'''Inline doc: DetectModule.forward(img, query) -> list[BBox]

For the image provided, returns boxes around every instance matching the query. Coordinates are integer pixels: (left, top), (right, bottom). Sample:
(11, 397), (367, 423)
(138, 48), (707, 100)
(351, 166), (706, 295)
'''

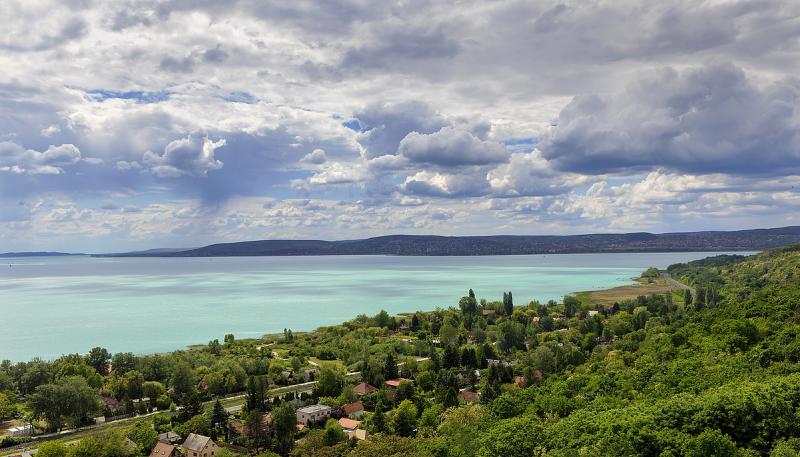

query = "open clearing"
(575, 278), (679, 305)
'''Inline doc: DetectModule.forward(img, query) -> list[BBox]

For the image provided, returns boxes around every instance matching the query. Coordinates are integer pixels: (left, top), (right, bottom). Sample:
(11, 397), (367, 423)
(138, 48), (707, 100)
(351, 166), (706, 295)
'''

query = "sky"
(1, 0), (800, 252)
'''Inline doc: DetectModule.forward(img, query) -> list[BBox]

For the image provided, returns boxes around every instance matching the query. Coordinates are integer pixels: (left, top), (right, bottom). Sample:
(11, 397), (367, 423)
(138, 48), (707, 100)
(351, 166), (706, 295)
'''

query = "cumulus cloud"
(40, 125), (61, 137)
(539, 62), (800, 175)
(143, 132), (225, 177)
(303, 162), (365, 186)
(488, 151), (573, 197)
(300, 148), (328, 165)
(398, 126), (509, 166)
(355, 101), (446, 159)
(0, 142), (81, 174)
(402, 170), (490, 198)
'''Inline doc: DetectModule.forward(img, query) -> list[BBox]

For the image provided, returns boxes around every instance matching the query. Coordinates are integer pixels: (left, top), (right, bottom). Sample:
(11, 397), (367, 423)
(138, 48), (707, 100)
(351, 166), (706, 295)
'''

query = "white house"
(296, 404), (332, 426)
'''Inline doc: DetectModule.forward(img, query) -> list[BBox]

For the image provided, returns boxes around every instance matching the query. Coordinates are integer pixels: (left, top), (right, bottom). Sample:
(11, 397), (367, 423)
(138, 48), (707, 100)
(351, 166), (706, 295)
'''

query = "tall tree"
(211, 399), (229, 439)
(245, 375), (268, 413)
(87, 347), (110, 374)
(503, 291), (514, 316)
(393, 400), (418, 437)
(271, 402), (297, 456)
(383, 353), (399, 380)
(246, 409), (269, 453)
(684, 289), (693, 307)
(480, 364), (502, 404)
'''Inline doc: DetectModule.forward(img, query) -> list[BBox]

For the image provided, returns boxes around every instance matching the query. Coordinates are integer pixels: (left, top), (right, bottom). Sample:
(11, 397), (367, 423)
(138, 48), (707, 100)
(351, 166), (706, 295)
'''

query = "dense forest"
(3, 245), (800, 456)
(96, 226), (800, 257)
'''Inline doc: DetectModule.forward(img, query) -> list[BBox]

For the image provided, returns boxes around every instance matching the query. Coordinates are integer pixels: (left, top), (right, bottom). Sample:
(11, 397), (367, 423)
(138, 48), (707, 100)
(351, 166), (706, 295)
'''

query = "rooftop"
(297, 404), (332, 414)
(182, 433), (212, 452)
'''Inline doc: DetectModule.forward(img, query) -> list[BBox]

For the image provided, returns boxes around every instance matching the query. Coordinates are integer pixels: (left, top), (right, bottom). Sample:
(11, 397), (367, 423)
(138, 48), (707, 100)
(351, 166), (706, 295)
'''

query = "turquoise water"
(0, 252), (750, 362)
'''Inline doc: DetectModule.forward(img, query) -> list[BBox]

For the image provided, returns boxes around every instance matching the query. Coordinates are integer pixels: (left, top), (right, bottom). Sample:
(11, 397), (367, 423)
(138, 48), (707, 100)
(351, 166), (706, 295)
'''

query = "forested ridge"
(3, 246), (800, 456)
(96, 226), (800, 257)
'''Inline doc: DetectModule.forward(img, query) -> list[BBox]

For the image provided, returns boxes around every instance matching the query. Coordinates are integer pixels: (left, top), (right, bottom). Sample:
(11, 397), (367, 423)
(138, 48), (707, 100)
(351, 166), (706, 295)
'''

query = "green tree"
(435, 369), (460, 408)
(323, 419), (347, 445)
(564, 295), (580, 318)
(245, 375), (268, 413)
(245, 409), (269, 452)
(383, 353), (399, 380)
(393, 399), (418, 437)
(480, 364), (502, 404)
(36, 442), (68, 457)
(170, 362), (196, 405)
(373, 399), (387, 433)
(127, 420), (157, 455)
(395, 380), (416, 404)
(684, 289), (693, 307)
(503, 291), (514, 316)
(684, 429), (737, 457)
(271, 402), (296, 456)
(28, 376), (100, 432)
(314, 366), (344, 398)
(211, 399), (229, 437)
(87, 347), (110, 374)
(459, 294), (478, 315)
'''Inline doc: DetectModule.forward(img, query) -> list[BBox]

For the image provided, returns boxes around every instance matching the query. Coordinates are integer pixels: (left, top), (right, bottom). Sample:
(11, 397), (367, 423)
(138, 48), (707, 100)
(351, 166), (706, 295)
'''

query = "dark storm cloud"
(341, 25), (461, 71)
(539, 62), (800, 176)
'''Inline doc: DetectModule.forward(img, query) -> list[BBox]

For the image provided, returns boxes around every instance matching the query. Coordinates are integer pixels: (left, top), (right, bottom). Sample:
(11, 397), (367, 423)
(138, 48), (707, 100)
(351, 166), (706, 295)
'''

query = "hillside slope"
(97, 226), (800, 256)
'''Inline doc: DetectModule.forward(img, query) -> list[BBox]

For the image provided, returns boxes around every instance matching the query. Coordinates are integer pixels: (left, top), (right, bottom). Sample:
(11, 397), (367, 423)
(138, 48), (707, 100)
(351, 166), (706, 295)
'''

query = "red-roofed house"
(149, 442), (177, 457)
(352, 382), (378, 396)
(384, 378), (405, 388)
(342, 401), (365, 418)
(338, 417), (361, 431)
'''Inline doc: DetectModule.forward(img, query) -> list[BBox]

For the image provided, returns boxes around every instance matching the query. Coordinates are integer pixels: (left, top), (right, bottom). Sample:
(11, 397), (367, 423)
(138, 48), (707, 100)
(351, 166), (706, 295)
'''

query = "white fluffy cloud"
(398, 126), (509, 166)
(0, 142), (81, 174)
(142, 132), (225, 177)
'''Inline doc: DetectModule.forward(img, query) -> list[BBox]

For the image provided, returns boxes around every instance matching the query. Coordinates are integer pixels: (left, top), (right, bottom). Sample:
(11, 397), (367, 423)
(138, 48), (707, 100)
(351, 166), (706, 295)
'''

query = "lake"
(0, 252), (751, 362)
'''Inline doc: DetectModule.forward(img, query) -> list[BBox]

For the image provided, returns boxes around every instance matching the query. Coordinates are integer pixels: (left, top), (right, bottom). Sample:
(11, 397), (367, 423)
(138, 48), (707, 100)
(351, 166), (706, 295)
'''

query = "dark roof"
(182, 433), (212, 452)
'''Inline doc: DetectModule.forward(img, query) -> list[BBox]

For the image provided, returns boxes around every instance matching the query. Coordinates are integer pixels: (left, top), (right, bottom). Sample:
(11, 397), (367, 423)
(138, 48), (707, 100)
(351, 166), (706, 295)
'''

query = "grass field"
(575, 278), (680, 305)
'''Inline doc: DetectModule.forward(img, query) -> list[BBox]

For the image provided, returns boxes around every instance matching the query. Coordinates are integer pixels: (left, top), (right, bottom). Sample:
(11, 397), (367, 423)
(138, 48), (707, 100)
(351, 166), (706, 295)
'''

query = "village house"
(158, 431), (181, 444)
(296, 404), (332, 426)
(181, 433), (217, 457)
(481, 309), (496, 318)
(149, 442), (178, 457)
(346, 429), (368, 441)
(384, 378), (405, 389)
(338, 417), (361, 432)
(352, 382), (378, 396)
(342, 401), (365, 418)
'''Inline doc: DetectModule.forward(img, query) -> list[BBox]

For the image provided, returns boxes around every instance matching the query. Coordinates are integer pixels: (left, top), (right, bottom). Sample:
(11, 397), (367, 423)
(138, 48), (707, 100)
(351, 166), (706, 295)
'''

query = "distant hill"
(98, 247), (195, 256)
(0, 251), (84, 257)
(94, 226), (800, 257)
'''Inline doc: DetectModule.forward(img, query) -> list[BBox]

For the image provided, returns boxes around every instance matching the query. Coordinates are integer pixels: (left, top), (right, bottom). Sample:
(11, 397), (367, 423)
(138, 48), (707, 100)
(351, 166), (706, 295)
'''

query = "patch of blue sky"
(222, 91), (257, 104)
(342, 119), (364, 132)
(83, 88), (171, 103)
(503, 137), (538, 153)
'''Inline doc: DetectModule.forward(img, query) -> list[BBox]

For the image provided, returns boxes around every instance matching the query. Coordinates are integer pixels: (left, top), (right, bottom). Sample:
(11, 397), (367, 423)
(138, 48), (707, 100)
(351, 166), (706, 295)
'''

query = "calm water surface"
(0, 252), (751, 361)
